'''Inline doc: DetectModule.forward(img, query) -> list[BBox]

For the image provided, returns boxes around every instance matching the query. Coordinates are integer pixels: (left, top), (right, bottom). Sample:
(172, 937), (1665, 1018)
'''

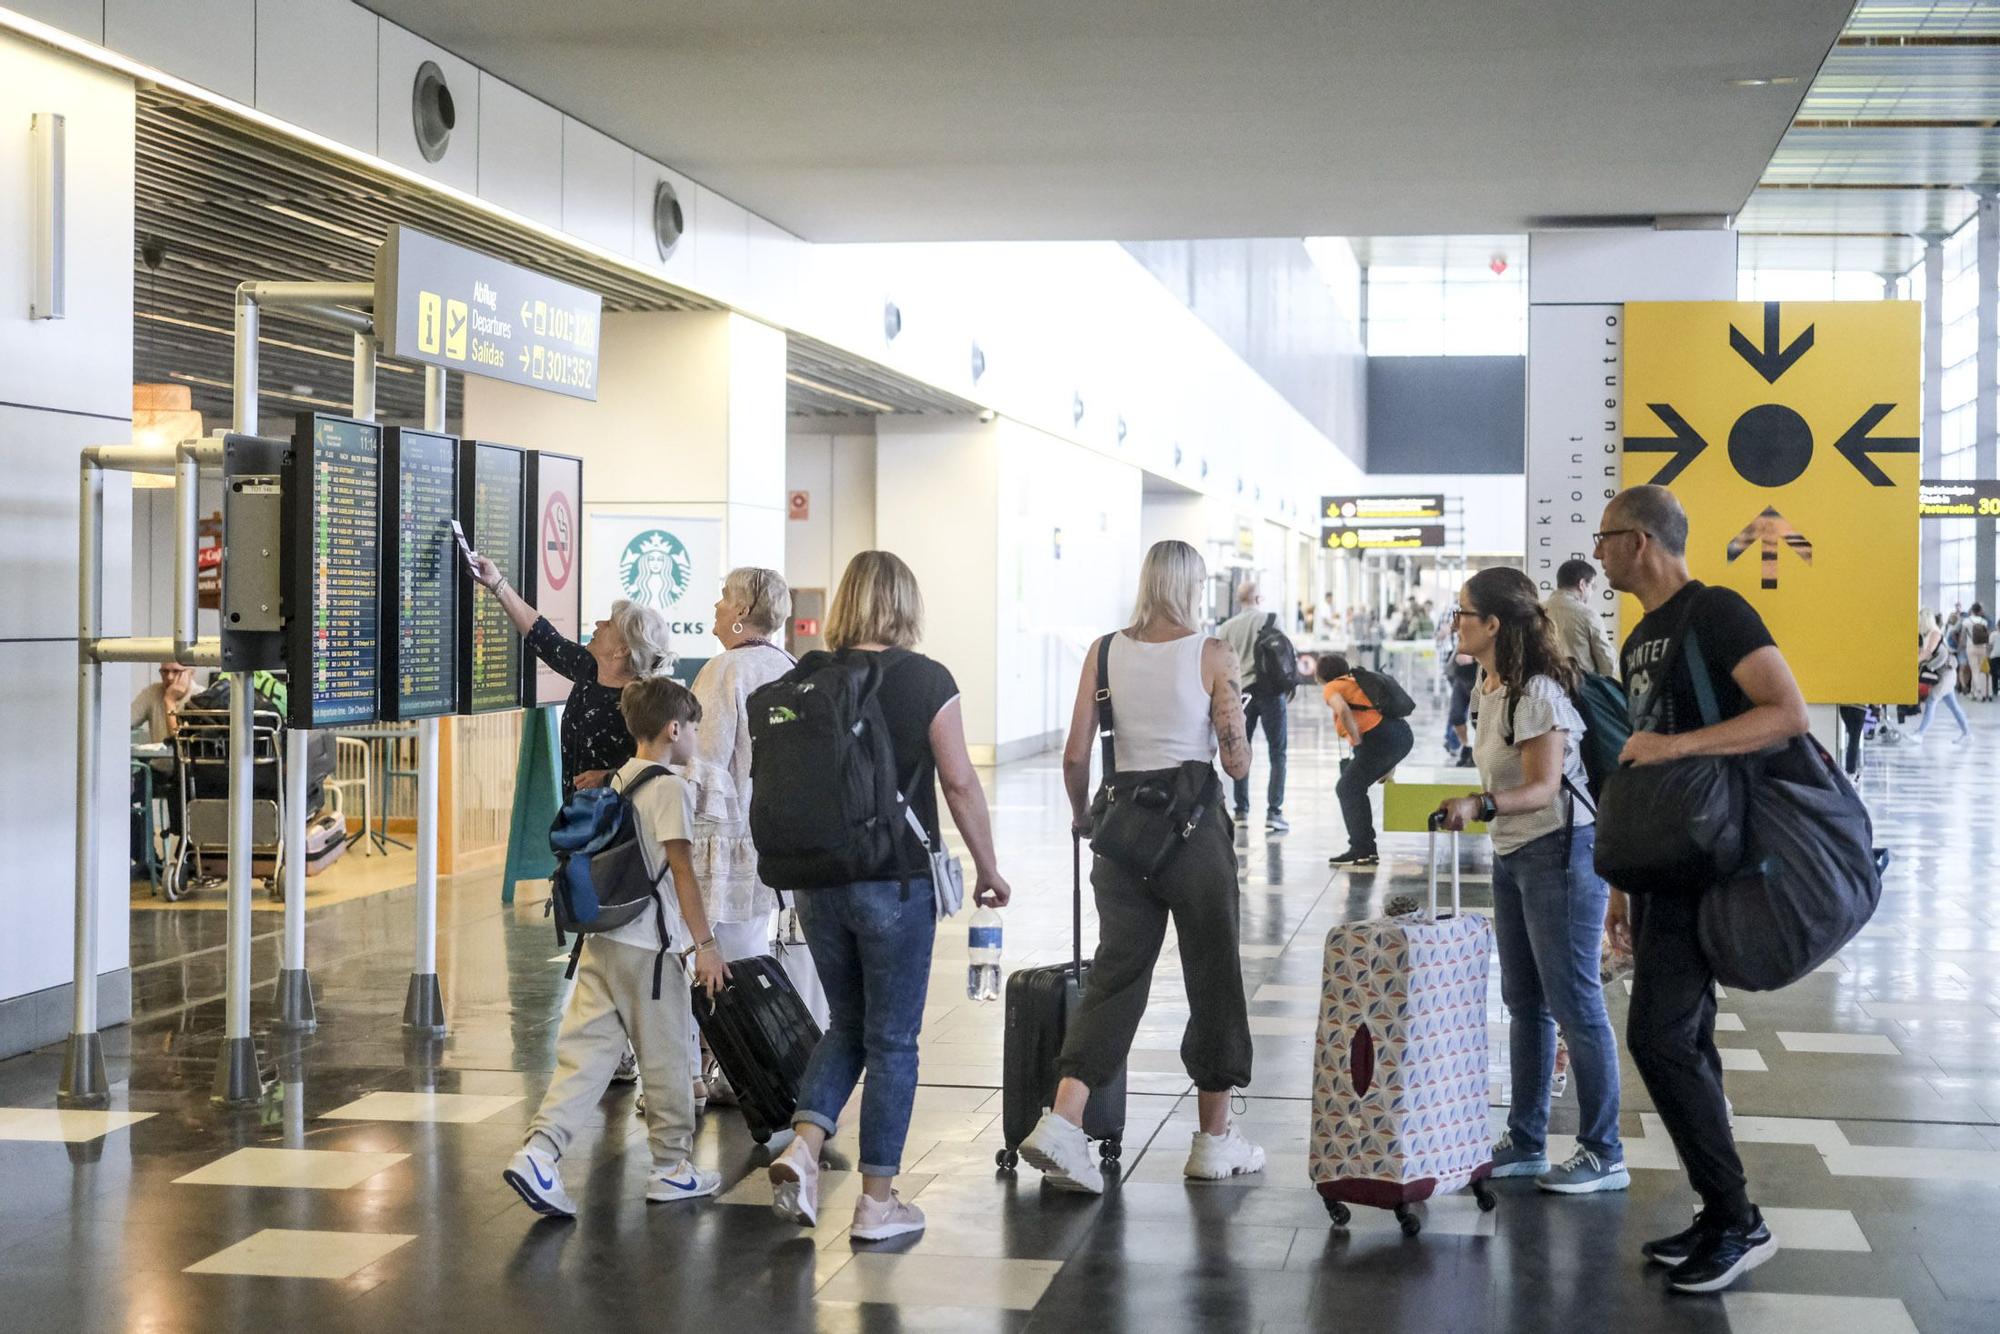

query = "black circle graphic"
(1728, 404), (1813, 487)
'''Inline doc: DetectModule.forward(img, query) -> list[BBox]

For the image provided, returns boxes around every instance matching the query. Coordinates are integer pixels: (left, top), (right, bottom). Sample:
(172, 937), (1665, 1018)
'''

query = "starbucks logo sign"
(617, 529), (693, 611)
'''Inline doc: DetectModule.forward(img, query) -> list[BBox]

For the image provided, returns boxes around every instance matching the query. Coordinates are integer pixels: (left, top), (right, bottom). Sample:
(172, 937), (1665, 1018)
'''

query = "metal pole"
(273, 725), (315, 1032)
(352, 331), (376, 421)
(59, 462), (107, 1108)
(215, 285), (264, 1106)
(405, 364), (448, 1035)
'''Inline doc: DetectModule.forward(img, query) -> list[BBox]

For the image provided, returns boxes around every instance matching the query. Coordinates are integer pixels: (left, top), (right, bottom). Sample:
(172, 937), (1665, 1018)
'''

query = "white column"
(1922, 232), (1947, 606)
(1976, 190), (1998, 612)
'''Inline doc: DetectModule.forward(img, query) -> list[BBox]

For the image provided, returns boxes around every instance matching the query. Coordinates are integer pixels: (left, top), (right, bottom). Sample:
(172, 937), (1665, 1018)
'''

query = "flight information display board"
(285, 413), (383, 729)
(458, 441), (527, 713)
(381, 429), (460, 721)
(526, 451), (583, 708)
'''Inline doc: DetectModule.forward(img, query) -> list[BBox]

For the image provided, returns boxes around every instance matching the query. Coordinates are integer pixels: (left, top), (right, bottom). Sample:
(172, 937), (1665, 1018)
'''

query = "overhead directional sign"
(1919, 479), (2000, 519)
(1623, 300), (1918, 703)
(1322, 524), (1446, 551)
(1321, 493), (1446, 524)
(375, 225), (603, 400)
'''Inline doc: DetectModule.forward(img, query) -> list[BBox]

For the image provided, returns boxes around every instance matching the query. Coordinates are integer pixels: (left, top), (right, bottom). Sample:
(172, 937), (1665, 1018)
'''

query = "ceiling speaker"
(412, 61), (455, 163)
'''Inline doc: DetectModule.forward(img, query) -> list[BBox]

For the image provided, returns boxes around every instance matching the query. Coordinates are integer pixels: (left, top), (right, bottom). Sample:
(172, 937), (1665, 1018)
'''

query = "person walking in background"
(1218, 581), (1290, 833)
(766, 551), (1011, 1243)
(1318, 653), (1414, 867)
(1595, 485), (1809, 1293)
(1915, 609), (1971, 744)
(1434, 568), (1627, 1197)
(1018, 539), (1263, 1193)
(1965, 603), (1992, 702)
(1544, 559), (1617, 677)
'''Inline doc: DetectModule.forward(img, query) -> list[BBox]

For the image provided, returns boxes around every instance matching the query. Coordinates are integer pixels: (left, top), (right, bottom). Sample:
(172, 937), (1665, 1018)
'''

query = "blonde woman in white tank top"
(1016, 540), (1267, 1194)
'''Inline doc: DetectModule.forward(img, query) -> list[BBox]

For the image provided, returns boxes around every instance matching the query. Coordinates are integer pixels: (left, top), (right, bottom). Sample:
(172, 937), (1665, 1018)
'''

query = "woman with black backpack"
(1318, 653), (1415, 867)
(1433, 567), (1626, 1196)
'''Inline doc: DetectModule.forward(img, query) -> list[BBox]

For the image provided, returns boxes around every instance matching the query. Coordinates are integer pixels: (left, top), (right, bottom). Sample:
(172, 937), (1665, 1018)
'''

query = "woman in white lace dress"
(688, 569), (830, 1098)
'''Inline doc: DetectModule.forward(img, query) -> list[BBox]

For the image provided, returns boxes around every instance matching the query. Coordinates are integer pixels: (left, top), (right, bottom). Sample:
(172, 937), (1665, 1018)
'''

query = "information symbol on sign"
(417, 292), (442, 356)
(542, 492), (574, 592)
(1622, 300), (1919, 703)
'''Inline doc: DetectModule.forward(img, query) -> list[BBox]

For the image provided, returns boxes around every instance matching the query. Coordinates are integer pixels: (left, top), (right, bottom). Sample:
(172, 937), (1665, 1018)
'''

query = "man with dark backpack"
(1315, 653), (1415, 866)
(1219, 581), (1297, 833)
(505, 677), (731, 1220)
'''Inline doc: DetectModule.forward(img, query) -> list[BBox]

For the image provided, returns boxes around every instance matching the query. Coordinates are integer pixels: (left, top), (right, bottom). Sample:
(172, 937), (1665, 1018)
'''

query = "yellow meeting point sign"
(1622, 301), (1919, 704)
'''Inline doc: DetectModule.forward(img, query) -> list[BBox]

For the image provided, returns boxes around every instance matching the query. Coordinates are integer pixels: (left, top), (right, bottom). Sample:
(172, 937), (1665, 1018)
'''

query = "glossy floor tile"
(5, 701), (2000, 1330)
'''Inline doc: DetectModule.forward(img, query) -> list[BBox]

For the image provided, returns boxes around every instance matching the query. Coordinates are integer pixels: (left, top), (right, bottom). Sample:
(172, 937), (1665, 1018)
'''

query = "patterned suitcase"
(1309, 816), (1497, 1235)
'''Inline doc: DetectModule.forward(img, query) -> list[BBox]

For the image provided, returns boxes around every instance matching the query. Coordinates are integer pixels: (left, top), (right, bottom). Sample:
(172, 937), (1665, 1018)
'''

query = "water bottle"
(967, 906), (1003, 1001)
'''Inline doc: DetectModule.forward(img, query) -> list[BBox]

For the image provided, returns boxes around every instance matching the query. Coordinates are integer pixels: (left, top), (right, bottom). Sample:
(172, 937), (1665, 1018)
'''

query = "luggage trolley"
(161, 704), (287, 902)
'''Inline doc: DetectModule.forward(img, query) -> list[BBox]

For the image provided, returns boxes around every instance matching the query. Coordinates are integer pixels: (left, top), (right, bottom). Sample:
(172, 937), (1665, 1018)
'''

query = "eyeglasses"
(1592, 528), (1641, 545)
(1448, 607), (1483, 623)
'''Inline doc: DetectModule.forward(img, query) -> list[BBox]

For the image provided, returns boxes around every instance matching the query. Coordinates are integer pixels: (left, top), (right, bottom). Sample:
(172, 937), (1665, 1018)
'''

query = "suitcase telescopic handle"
(1425, 810), (1461, 921)
(1072, 832), (1084, 977)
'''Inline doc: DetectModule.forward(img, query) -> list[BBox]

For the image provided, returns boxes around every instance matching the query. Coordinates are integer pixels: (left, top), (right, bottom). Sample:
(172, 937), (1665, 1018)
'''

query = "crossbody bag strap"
(1094, 634), (1117, 779)
(1683, 628), (1724, 730)
(1636, 585), (1710, 731)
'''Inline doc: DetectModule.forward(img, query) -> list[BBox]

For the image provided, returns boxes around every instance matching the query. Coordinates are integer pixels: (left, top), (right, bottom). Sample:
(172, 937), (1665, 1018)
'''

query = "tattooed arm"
(1061, 638), (1106, 834)
(1204, 638), (1252, 780)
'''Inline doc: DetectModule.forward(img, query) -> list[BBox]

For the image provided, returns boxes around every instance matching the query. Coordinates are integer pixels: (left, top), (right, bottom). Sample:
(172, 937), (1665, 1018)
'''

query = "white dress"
(688, 641), (795, 925)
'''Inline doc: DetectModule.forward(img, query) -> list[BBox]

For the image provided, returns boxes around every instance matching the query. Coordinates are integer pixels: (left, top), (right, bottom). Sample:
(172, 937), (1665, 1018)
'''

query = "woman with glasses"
(1434, 567), (1627, 1196)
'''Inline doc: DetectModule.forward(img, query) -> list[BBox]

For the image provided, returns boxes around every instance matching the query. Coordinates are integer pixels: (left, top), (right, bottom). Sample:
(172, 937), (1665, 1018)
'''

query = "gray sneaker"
(1489, 1132), (1550, 1179)
(1537, 1146), (1631, 1195)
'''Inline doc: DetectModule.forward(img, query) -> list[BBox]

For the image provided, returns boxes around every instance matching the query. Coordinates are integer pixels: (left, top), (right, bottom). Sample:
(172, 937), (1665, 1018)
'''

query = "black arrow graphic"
(1730, 302), (1815, 384)
(1834, 403), (1918, 486)
(1625, 404), (1709, 485)
(1726, 506), (1813, 590)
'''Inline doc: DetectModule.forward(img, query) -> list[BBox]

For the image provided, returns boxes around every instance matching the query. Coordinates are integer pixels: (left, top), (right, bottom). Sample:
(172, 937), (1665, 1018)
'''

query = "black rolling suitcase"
(692, 954), (823, 1144)
(996, 835), (1125, 1170)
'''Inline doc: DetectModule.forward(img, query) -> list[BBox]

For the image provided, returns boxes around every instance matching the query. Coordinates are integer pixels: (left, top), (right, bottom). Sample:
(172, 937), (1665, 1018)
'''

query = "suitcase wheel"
(995, 1148), (1019, 1172)
(1325, 1199), (1351, 1227)
(1395, 1203), (1422, 1237)
(1472, 1179), (1497, 1213)
(1098, 1138), (1121, 1163)
(751, 1129), (771, 1146)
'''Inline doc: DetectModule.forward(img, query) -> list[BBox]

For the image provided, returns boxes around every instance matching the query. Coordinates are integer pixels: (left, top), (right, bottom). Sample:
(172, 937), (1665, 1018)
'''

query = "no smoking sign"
(542, 491), (575, 592)
(1622, 300), (1919, 704)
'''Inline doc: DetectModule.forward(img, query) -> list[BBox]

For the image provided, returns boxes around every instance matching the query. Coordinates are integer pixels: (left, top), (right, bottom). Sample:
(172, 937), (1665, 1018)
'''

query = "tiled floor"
(3, 700), (1999, 1331)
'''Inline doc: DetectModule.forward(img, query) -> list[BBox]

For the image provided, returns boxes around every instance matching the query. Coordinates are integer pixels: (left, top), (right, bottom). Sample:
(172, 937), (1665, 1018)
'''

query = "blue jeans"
(1916, 682), (1969, 737)
(1491, 825), (1623, 1161)
(792, 878), (937, 1177)
(1233, 692), (1289, 814)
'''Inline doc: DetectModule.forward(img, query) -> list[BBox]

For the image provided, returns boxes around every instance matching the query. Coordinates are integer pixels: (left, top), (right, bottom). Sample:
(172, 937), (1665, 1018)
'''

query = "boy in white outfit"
(505, 676), (732, 1217)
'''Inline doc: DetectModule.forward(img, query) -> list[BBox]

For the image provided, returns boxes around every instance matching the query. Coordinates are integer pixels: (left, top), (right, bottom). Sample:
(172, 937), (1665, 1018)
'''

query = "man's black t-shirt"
(861, 648), (962, 857)
(1620, 582), (1775, 735)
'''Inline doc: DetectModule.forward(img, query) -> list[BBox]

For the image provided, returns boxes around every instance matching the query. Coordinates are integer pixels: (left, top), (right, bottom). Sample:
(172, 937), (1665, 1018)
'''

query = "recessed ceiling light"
(1730, 76), (1799, 87)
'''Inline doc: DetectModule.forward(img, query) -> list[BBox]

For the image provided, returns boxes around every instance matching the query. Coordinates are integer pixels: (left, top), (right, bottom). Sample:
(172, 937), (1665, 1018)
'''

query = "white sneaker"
(1184, 1125), (1267, 1180)
(768, 1134), (820, 1226)
(850, 1190), (926, 1242)
(646, 1159), (721, 1203)
(502, 1145), (576, 1218)
(1018, 1111), (1105, 1194)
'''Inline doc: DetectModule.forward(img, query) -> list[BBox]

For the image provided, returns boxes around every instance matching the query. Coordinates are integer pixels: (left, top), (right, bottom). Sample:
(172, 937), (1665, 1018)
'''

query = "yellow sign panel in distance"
(1622, 301), (1918, 704)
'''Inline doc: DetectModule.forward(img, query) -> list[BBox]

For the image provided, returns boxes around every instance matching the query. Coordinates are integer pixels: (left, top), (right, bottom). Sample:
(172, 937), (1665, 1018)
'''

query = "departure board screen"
(285, 413), (383, 729)
(381, 429), (459, 720)
(527, 451), (583, 708)
(459, 441), (527, 713)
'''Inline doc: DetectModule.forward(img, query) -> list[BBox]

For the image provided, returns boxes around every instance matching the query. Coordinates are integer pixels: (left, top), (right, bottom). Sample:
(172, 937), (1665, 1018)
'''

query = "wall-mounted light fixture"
(1116, 415), (1128, 444)
(412, 62), (455, 163)
(1072, 393), (1085, 426)
(884, 301), (903, 342)
(970, 342), (986, 383)
(1172, 444), (1183, 468)
(652, 180), (685, 259)
(30, 112), (66, 320)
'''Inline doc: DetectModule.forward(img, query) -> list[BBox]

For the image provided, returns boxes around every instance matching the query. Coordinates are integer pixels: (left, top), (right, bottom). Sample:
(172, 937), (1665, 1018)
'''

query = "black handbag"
(1696, 735), (1880, 991)
(1592, 593), (1745, 896)
(1086, 635), (1221, 878)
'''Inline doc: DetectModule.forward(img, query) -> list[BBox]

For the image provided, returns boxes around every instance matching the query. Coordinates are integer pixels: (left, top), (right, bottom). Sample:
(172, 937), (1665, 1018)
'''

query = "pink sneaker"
(768, 1134), (819, 1227)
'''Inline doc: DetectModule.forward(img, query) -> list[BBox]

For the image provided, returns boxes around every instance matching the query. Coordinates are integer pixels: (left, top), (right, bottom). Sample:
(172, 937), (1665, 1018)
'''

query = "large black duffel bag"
(1696, 736), (1880, 992)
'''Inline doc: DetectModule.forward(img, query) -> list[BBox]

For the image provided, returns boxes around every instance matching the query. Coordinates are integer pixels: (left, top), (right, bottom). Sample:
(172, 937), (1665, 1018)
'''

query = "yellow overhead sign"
(1622, 301), (1918, 704)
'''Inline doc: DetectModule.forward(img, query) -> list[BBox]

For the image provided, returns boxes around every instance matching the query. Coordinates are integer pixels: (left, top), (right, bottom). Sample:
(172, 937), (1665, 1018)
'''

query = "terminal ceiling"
(360, 0), (1853, 241)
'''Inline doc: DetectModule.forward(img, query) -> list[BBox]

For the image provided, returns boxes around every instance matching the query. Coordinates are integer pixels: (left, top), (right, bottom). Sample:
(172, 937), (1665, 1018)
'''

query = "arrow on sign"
(1726, 506), (1814, 590)
(1626, 403), (1710, 484)
(1730, 302), (1815, 384)
(1834, 403), (1918, 486)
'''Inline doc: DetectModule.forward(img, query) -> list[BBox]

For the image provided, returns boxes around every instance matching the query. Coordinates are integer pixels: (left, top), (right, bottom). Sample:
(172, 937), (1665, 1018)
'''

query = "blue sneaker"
(1537, 1146), (1630, 1195)
(1489, 1132), (1549, 1179)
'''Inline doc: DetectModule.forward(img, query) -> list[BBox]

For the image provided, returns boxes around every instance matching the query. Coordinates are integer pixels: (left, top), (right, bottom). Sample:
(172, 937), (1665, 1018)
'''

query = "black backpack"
(1249, 614), (1302, 696)
(748, 650), (917, 891)
(1349, 666), (1415, 720)
(1501, 673), (1630, 803)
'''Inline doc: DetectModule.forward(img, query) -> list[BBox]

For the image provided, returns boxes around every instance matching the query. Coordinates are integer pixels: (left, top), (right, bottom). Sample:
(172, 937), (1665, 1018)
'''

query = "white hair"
(1131, 540), (1207, 633)
(610, 599), (676, 677)
(722, 566), (792, 634)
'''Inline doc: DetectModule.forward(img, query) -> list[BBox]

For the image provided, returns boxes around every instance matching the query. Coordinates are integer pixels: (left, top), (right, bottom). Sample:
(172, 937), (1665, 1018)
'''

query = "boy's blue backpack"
(548, 765), (674, 997)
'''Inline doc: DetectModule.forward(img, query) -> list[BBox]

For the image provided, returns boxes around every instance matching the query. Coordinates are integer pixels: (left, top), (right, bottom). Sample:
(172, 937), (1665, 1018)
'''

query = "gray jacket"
(1219, 607), (1267, 688)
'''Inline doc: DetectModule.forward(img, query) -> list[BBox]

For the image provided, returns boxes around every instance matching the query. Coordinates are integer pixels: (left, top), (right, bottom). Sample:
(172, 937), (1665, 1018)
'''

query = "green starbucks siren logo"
(617, 529), (693, 611)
